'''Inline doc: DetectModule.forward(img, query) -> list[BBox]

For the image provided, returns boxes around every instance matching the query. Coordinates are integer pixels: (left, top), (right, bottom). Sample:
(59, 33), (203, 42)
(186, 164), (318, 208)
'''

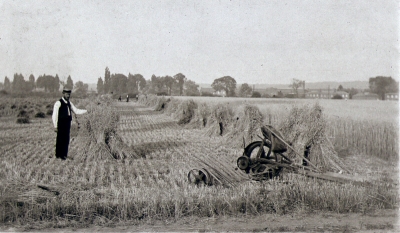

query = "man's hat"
(62, 88), (72, 93)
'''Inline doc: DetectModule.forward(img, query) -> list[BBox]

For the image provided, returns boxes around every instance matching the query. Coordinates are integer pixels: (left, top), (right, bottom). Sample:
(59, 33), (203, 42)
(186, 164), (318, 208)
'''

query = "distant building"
(264, 87), (278, 97)
(352, 92), (379, 100)
(265, 88), (293, 97)
(214, 89), (226, 97)
(253, 88), (280, 97)
(199, 87), (226, 97)
(306, 90), (348, 99)
(253, 88), (267, 96)
(385, 92), (398, 101)
(199, 87), (213, 93)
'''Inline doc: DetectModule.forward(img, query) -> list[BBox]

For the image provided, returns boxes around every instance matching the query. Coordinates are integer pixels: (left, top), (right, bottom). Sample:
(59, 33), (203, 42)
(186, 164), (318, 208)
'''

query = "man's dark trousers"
(55, 119), (71, 160)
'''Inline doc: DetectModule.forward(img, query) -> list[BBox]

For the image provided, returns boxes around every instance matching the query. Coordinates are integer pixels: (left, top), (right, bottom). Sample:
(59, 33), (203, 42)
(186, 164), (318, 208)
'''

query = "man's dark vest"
(58, 99), (72, 122)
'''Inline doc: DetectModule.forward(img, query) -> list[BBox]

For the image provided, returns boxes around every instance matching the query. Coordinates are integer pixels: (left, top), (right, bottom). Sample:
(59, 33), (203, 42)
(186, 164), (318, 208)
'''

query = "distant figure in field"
(126, 94), (129, 102)
(136, 94), (138, 101)
(118, 95), (122, 101)
(52, 88), (87, 160)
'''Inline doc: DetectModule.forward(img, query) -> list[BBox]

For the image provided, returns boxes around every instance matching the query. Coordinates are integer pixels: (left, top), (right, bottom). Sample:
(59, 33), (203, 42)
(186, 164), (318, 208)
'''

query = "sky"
(0, 0), (398, 85)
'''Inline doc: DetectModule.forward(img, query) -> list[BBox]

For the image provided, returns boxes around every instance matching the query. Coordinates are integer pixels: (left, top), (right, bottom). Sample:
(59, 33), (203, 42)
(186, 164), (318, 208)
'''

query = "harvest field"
(0, 95), (398, 231)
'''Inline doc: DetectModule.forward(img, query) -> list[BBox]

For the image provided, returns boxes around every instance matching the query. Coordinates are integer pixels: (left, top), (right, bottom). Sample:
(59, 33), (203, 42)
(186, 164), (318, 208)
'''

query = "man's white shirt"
(52, 97), (87, 128)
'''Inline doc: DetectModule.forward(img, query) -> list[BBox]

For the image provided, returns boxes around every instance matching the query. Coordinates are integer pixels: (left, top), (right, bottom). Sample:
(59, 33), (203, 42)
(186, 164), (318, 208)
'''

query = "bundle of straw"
(279, 103), (350, 173)
(74, 100), (137, 160)
(175, 99), (198, 125)
(163, 98), (181, 116)
(187, 102), (211, 128)
(225, 105), (264, 147)
(205, 104), (235, 136)
(154, 97), (170, 111)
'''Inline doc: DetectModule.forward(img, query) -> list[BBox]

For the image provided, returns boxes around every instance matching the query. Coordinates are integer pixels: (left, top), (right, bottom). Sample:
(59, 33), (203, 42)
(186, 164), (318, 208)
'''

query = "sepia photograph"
(0, 0), (398, 232)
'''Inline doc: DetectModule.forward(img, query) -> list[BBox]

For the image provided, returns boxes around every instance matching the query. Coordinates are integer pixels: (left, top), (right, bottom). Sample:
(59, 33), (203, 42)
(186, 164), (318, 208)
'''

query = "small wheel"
(237, 156), (250, 171)
(188, 169), (201, 184)
(199, 168), (212, 185)
(188, 168), (212, 186)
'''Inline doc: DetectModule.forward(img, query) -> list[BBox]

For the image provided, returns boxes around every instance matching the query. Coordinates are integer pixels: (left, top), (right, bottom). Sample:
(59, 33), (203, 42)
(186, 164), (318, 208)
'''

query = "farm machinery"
(188, 125), (365, 186)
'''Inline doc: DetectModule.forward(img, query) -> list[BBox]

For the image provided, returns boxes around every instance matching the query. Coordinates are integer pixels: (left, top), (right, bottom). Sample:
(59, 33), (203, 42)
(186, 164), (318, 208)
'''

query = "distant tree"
(109, 74), (116, 93)
(164, 75), (175, 95)
(36, 75), (58, 92)
(344, 87), (359, 99)
(4, 76), (11, 92)
(145, 75), (156, 94)
(332, 94), (343, 99)
(54, 74), (60, 92)
(36, 75), (44, 90)
(289, 79), (303, 98)
(369, 76), (398, 100)
(211, 76), (237, 97)
(97, 77), (104, 94)
(238, 83), (253, 97)
(127, 73), (146, 94)
(170, 82), (181, 95)
(184, 80), (200, 96)
(211, 82), (226, 96)
(12, 73), (26, 92)
(74, 81), (88, 97)
(127, 74), (136, 93)
(36, 75), (45, 91)
(28, 74), (35, 91)
(338, 84), (344, 91)
(142, 79), (152, 94)
(149, 75), (167, 94)
(174, 73), (186, 95)
(65, 75), (73, 90)
(12, 73), (34, 93)
(107, 73), (128, 94)
(135, 74), (146, 91)
(251, 91), (261, 98)
(115, 73), (128, 93)
(104, 67), (111, 93)
(156, 76), (167, 94)
(48, 75), (57, 92)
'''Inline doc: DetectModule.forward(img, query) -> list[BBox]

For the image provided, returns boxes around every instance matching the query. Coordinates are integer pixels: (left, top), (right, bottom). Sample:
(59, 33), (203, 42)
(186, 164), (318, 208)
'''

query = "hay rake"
(237, 125), (368, 184)
(188, 125), (366, 186)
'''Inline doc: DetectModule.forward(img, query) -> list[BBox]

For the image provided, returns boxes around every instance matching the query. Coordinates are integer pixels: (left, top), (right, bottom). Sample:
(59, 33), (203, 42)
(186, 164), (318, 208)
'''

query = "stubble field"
(0, 95), (398, 232)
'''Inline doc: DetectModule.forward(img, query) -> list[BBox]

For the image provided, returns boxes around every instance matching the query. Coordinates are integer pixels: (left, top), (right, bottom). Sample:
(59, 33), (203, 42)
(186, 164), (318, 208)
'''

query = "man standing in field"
(52, 88), (88, 160)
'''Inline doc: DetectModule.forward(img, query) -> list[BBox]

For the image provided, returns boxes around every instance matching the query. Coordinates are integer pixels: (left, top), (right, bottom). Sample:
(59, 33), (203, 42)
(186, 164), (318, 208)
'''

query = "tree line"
(1, 73), (88, 96)
(1, 68), (397, 100)
(96, 67), (202, 97)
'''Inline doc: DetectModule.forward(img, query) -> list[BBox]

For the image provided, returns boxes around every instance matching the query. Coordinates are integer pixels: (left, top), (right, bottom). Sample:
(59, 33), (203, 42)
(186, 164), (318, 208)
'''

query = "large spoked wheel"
(238, 141), (276, 174)
(244, 141), (276, 161)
